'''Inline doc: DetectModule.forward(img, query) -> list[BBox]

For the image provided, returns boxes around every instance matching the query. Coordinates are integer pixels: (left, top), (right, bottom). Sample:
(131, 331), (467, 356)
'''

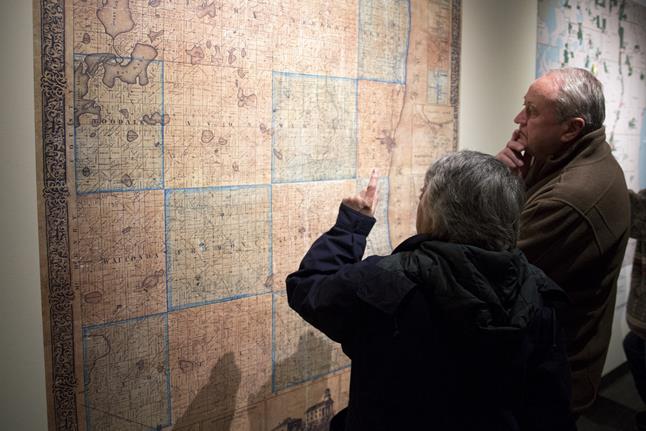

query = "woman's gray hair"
(547, 67), (605, 135)
(421, 150), (525, 251)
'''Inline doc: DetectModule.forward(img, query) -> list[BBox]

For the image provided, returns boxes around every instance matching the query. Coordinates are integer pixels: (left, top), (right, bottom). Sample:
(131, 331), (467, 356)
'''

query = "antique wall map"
(33, 0), (460, 429)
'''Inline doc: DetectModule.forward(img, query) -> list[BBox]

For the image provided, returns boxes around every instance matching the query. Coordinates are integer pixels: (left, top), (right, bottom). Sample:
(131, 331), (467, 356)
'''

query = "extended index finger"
(365, 169), (379, 200)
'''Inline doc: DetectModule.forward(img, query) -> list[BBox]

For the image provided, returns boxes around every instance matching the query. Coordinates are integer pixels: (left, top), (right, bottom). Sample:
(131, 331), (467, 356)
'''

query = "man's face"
(514, 74), (568, 159)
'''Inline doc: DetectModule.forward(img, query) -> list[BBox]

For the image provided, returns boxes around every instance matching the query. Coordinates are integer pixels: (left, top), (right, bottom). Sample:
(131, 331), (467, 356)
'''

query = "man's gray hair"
(421, 150), (525, 251)
(547, 67), (605, 135)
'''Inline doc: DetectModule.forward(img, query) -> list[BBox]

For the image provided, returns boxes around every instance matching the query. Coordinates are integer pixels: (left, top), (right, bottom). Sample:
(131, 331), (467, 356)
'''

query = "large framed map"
(33, 0), (460, 429)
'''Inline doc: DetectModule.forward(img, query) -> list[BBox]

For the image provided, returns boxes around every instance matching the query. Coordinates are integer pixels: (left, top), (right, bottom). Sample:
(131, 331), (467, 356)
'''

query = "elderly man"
(287, 152), (576, 430)
(497, 67), (630, 413)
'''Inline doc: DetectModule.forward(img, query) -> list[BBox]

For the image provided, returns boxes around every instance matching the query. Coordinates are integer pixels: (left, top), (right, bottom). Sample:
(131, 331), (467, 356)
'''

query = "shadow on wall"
(173, 351), (241, 431)
(248, 330), (335, 431)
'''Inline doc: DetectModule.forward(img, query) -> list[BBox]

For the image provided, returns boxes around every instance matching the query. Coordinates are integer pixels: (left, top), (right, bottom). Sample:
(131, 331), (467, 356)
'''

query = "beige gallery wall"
(0, 0), (48, 430)
(458, 0), (537, 153)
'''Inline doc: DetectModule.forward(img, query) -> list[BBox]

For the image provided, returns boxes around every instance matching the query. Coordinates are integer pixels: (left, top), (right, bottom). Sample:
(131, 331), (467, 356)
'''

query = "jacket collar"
(391, 233), (435, 254)
(358, 237), (567, 329)
(524, 127), (608, 195)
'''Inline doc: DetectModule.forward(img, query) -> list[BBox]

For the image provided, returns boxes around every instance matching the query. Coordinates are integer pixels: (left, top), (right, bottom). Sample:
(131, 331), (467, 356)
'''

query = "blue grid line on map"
(268, 185), (274, 291)
(164, 188), (171, 313)
(164, 184), (272, 311)
(165, 183), (272, 194)
(271, 175), (358, 185)
(357, 0), (411, 84)
(271, 71), (358, 184)
(404, 0), (411, 85)
(355, 0), (361, 80)
(355, 79), (359, 179)
(357, 0), (367, 80)
(72, 53), (164, 195)
(82, 310), (167, 333)
(169, 292), (272, 312)
(163, 313), (172, 427)
(357, 76), (409, 85)
(161, 60), (165, 190)
(81, 313), (172, 430)
(270, 177), (357, 187)
(271, 292), (277, 393)
(76, 186), (163, 196)
(271, 70), (276, 187)
(272, 70), (358, 82)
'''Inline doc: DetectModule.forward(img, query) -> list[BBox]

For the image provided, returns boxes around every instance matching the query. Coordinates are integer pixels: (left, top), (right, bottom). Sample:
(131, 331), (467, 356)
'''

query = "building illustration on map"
(270, 389), (334, 431)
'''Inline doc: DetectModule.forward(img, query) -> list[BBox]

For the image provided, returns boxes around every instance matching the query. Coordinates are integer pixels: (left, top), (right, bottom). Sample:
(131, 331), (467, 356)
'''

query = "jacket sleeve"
(285, 204), (377, 344)
(517, 196), (601, 288)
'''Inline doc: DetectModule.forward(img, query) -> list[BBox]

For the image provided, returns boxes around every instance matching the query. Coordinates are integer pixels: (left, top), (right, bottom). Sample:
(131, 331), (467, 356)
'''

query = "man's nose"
(514, 109), (526, 124)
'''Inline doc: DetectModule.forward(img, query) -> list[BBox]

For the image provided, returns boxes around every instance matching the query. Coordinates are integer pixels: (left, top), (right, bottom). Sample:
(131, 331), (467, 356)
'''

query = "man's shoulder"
(537, 150), (627, 214)
(524, 150), (630, 245)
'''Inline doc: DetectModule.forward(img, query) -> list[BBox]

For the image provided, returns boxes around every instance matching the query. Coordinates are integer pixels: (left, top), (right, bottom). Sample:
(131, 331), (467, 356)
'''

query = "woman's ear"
(416, 200), (434, 234)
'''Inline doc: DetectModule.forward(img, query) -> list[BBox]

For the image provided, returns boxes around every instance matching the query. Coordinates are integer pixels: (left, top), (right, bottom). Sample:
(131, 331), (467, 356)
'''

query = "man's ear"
(560, 117), (585, 143)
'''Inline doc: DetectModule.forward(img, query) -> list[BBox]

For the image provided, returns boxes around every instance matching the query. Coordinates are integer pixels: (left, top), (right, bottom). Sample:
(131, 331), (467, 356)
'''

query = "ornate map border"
(35, 1), (460, 429)
(37, 0), (78, 430)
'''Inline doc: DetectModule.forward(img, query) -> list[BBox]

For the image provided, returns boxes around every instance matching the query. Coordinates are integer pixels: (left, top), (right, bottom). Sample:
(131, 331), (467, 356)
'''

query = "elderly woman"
(286, 151), (576, 431)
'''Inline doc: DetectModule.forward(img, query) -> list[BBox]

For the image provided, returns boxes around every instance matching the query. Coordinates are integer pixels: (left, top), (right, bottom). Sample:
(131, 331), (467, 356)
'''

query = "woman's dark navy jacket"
(286, 204), (577, 431)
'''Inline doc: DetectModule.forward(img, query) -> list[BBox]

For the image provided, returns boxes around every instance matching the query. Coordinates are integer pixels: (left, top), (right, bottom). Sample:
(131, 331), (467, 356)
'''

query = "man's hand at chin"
(496, 129), (531, 178)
